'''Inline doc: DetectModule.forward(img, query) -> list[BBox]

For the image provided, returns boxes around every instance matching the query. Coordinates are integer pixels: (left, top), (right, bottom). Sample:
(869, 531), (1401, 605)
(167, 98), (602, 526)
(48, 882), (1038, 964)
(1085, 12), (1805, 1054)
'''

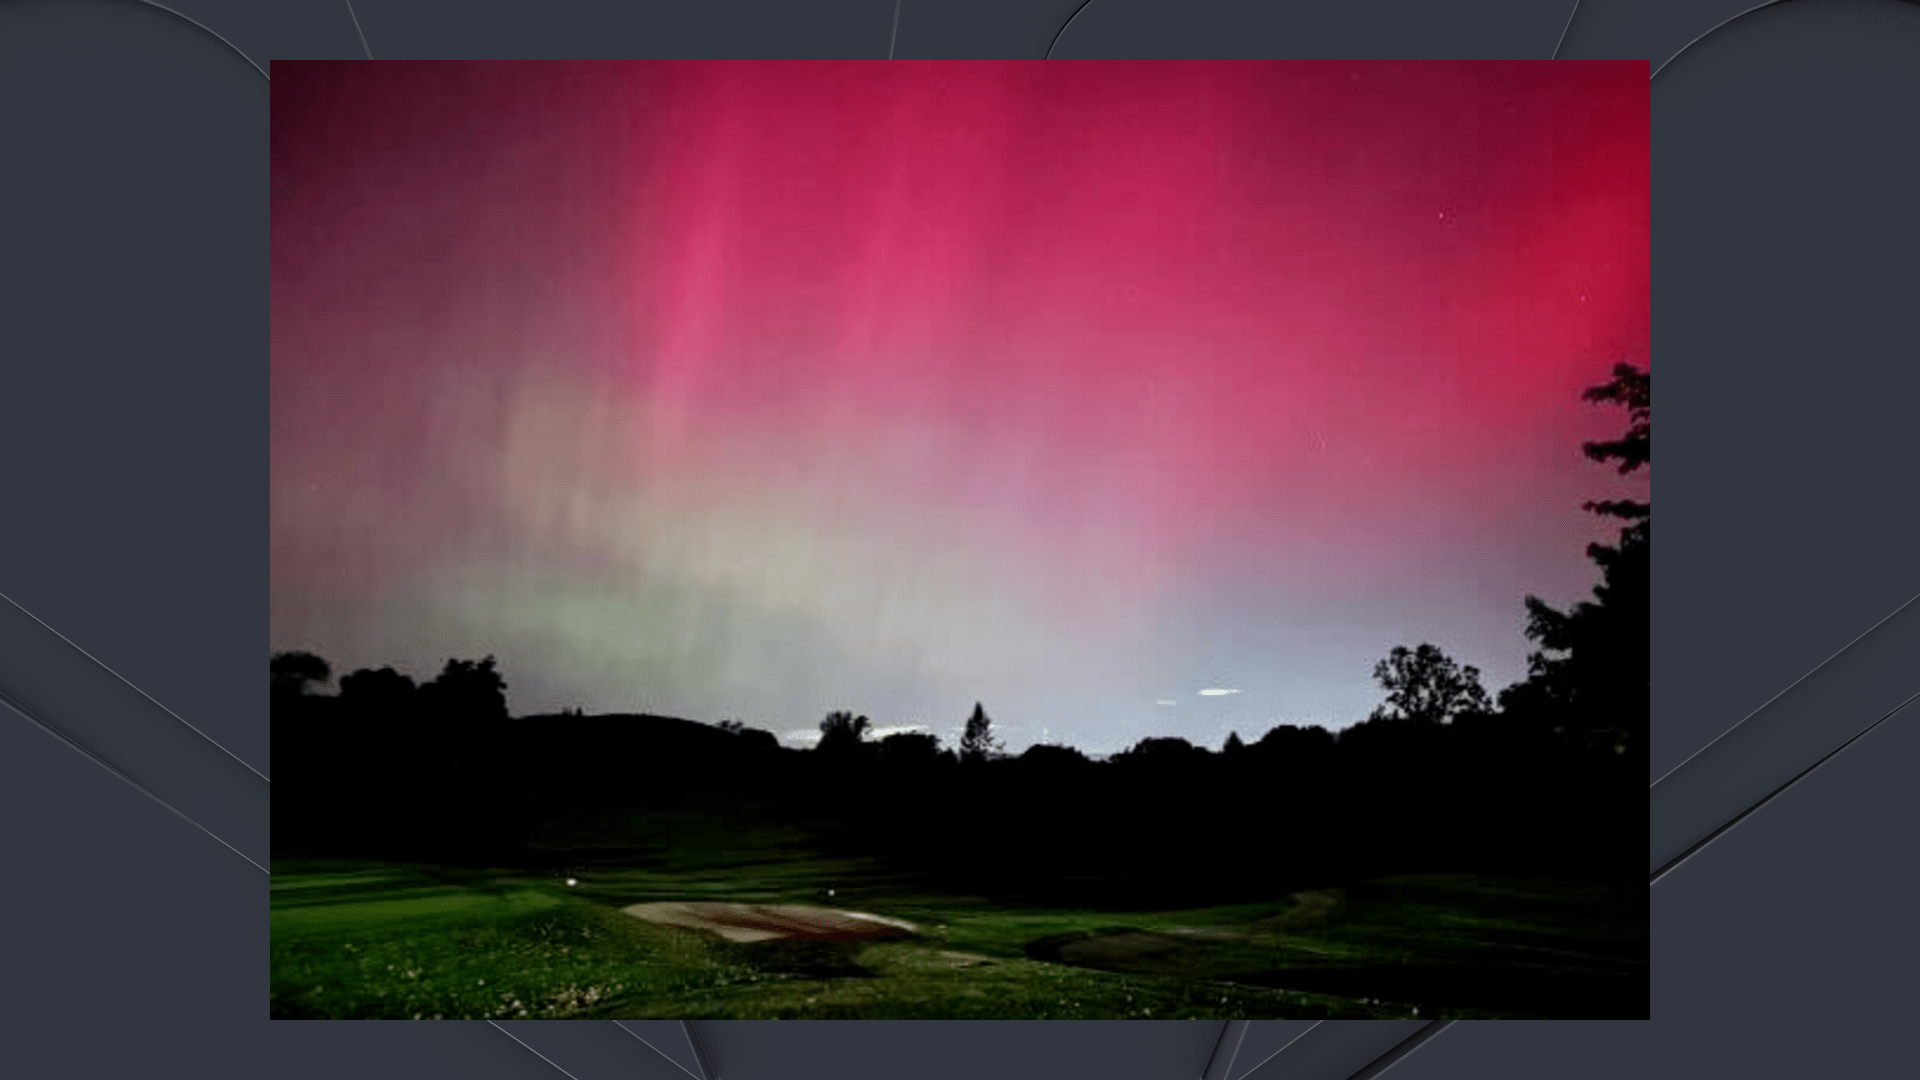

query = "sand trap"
(936, 950), (997, 967)
(620, 902), (919, 943)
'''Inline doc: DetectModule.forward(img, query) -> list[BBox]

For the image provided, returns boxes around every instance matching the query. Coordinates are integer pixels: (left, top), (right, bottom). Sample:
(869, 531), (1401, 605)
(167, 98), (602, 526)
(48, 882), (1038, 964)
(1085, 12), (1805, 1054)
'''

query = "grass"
(271, 831), (1644, 1019)
(270, 866), (1481, 1020)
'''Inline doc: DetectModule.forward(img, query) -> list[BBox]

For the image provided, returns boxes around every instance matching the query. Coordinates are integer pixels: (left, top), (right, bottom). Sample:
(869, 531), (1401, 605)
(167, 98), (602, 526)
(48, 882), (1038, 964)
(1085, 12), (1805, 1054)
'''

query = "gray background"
(2, 0), (1916, 1075)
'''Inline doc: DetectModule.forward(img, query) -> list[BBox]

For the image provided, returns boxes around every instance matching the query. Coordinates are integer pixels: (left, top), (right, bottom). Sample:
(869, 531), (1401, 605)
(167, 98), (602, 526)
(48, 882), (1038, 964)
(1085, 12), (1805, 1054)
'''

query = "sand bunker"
(936, 950), (998, 967)
(620, 902), (919, 943)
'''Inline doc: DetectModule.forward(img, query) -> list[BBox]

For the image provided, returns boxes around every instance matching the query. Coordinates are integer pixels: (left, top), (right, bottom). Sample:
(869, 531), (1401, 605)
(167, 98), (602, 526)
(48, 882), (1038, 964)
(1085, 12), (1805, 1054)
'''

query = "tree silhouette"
(1119, 735), (1206, 762)
(1018, 743), (1090, 768)
(338, 666), (417, 710)
(1253, 723), (1337, 756)
(876, 730), (944, 767)
(817, 710), (871, 755)
(1579, 362), (1650, 485)
(1369, 643), (1491, 725)
(1504, 362), (1650, 753)
(270, 651), (331, 697)
(718, 719), (780, 753)
(959, 702), (1004, 763)
(1223, 731), (1245, 753)
(418, 656), (509, 723)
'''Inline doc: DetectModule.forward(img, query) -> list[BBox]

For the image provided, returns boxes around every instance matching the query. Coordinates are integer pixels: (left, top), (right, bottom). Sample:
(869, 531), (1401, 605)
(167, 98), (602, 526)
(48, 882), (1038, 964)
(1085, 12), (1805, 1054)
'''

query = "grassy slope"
(271, 846), (1642, 1019)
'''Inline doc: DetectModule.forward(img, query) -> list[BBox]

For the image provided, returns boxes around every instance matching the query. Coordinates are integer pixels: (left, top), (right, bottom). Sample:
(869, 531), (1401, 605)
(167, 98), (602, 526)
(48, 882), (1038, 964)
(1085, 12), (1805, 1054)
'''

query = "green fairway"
(271, 843), (1643, 1019)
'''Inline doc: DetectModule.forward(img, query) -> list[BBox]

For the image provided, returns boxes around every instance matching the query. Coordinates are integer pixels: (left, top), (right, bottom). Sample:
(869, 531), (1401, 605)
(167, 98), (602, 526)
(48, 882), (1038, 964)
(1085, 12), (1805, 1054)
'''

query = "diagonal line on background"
(1202, 1021), (1236, 1080)
(1652, 686), (1920, 886)
(0, 589), (269, 782)
(1232, 1022), (1322, 1080)
(1046, 0), (1099, 59)
(131, 1), (269, 79)
(613, 1022), (704, 1080)
(1649, 580), (1920, 880)
(0, 683), (267, 874)
(682, 1020), (719, 1080)
(1651, 1), (1791, 80)
(344, 0), (374, 59)
(1345, 1021), (1454, 1080)
(1551, 0), (1582, 58)
(488, 1021), (585, 1080)
(1215, 1021), (1249, 1080)
(1652, 588), (1920, 790)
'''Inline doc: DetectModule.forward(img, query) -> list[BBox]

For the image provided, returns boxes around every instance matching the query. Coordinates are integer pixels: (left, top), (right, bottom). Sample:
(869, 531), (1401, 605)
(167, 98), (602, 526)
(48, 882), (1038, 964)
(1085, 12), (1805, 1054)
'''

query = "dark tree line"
(274, 649), (1632, 904)
(273, 363), (1646, 902)
(273, 654), (516, 862)
(781, 653), (1633, 906)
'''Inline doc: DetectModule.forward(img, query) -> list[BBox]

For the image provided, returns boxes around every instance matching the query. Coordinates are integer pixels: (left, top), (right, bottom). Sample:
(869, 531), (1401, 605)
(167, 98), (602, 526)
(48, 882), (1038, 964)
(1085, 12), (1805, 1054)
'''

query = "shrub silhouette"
(270, 650), (330, 698)
(876, 730), (945, 767)
(338, 666), (417, 711)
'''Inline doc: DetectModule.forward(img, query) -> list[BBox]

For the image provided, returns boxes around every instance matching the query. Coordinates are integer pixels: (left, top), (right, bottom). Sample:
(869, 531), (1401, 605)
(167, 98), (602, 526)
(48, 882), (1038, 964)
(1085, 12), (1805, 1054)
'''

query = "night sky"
(271, 61), (1648, 755)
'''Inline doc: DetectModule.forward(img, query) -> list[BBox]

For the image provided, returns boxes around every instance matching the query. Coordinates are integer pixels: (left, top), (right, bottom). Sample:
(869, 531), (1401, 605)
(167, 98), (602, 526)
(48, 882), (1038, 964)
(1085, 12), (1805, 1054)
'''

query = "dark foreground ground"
(272, 812), (1645, 1020)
